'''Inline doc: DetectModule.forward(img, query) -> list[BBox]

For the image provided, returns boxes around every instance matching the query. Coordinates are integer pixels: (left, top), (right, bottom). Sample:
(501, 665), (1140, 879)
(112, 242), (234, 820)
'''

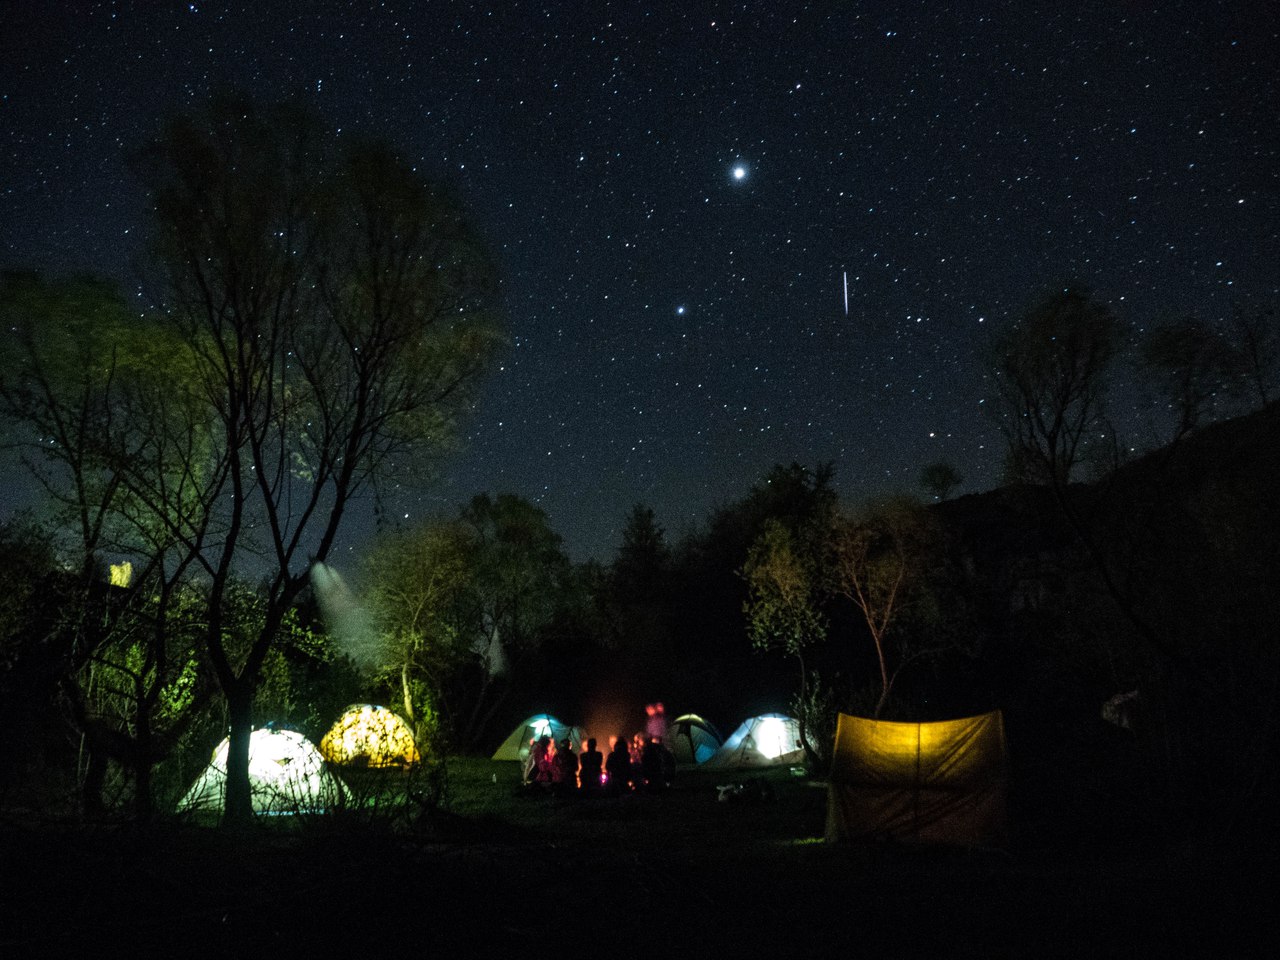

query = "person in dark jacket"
(551, 737), (578, 794)
(578, 737), (604, 795)
(640, 736), (665, 793)
(659, 737), (676, 786)
(605, 735), (632, 796)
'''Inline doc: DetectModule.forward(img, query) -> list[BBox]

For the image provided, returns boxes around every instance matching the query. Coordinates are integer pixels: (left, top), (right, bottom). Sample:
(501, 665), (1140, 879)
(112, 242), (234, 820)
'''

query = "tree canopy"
(2, 93), (502, 822)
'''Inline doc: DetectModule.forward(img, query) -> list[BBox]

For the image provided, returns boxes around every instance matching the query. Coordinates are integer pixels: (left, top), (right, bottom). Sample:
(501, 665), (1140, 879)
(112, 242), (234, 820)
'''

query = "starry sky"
(3, 1), (1277, 561)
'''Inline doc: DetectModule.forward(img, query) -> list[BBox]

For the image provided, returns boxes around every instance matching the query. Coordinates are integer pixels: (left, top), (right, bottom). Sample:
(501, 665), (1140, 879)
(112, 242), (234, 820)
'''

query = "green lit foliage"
(66, 580), (219, 820)
(740, 488), (954, 746)
(452, 493), (573, 749)
(0, 272), (202, 567)
(0, 272), (227, 820)
(742, 518), (830, 766)
(124, 91), (501, 821)
(363, 518), (474, 737)
(209, 590), (358, 740)
(459, 493), (573, 668)
(742, 519), (827, 660)
(361, 494), (571, 752)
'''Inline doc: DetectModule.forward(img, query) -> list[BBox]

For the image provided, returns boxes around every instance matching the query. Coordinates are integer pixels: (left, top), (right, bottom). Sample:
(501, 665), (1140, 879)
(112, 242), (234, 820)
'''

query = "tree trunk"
(223, 682), (255, 825)
(401, 663), (415, 725)
(134, 706), (154, 824)
(872, 631), (891, 718)
(82, 748), (107, 818)
(133, 751), (153, 824)
(794, 652), (819, 768)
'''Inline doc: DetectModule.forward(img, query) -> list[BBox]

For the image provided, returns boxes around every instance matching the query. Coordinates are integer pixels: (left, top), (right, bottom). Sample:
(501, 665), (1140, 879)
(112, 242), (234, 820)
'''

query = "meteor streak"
(843, 270), (849, 316)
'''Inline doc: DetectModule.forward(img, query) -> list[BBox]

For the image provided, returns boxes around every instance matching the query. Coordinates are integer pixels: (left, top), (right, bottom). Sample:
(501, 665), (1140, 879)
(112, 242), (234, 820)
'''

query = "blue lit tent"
(491, 714), (586, 761)
(705, 713), (804, 768)
(667, 713), (723, 764)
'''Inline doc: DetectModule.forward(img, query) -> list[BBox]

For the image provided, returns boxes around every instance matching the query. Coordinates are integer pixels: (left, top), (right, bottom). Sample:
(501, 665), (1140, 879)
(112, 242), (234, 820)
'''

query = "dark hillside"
(932, 403), (1280, 842)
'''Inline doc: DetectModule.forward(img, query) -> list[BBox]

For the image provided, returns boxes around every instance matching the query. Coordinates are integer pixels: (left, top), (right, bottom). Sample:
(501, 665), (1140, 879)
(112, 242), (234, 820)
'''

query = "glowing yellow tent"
(319, 704), (421, 768)
(825, 711), (1008, 846)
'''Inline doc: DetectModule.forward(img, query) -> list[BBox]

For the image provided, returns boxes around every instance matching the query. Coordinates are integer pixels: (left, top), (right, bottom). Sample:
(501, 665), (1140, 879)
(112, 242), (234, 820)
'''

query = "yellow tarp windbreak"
(825, 710), (1008, 846)
(319, 704), (421, 767)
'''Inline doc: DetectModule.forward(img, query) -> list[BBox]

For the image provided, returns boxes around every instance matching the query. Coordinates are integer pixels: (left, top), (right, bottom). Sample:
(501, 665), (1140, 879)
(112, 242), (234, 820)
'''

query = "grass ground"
(1, 758), (1275, 957)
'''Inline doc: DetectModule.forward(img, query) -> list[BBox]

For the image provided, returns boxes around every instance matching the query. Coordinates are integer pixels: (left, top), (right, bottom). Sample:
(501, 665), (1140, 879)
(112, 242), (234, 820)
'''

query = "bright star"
(676, 305), (686, 315)
(732, 165), (747, 181)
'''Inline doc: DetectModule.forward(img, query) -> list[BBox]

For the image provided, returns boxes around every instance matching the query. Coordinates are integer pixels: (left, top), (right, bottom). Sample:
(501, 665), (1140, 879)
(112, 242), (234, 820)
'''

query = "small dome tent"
(706, 713), (804, 768)
(824, 711), (1008, 846)
(178, 728), (347, 816)
(491, 714), (586, 761)
(667, 713), (723, 764)
(320, 704), (420, 767)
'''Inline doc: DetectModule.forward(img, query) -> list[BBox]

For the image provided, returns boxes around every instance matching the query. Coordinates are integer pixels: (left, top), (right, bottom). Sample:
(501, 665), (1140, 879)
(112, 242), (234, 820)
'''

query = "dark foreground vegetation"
(2, 760), (1275, 957)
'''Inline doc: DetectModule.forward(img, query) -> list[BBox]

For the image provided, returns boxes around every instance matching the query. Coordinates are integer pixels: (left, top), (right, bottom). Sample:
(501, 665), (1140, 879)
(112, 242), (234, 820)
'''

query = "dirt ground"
(1, 761), (1274, 957)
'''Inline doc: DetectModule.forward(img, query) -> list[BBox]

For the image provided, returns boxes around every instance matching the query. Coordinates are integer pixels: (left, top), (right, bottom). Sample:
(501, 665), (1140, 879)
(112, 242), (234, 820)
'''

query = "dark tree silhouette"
(0, 273), (216, 820)
(1227, 302), (1279, 409)
(130, 92), (500, 822)
(1140, 315), (1239, 442)
(919, 461), (964, 501)
(992, 286), (1119, 486)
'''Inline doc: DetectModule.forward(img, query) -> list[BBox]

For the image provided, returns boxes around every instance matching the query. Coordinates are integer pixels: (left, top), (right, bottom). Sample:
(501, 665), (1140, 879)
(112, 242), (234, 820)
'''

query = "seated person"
(524, 735), (552, 785)
(551, 737), (578, 792)
(605, 735), (632, 795)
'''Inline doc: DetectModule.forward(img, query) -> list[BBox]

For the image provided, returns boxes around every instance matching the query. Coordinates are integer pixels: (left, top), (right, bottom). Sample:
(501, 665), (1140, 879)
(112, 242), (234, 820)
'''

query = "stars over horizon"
(2, 1), (1276, 562)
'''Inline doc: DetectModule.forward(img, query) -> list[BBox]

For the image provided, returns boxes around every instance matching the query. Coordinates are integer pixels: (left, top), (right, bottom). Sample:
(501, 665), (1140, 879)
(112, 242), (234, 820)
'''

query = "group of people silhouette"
(521, 704), (676, 796)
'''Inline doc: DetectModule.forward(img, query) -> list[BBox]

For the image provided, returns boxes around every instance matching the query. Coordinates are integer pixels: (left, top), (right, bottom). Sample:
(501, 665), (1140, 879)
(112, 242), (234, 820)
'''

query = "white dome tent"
(706, 713), (804, 768)
(179, 728), (347, 816)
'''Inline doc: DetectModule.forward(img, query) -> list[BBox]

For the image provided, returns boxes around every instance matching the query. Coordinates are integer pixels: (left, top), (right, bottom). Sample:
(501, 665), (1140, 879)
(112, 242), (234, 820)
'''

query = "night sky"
(3, 1), (1277, 562)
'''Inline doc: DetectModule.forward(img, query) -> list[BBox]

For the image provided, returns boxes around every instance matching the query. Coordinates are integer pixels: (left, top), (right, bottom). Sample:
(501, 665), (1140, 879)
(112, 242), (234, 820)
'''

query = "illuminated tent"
(178, 728), (347, 816)
(667, 713), (723, 764)
(319, 704), (420, 767)
(491, 714), (586, 761)
(706, 713), (804, 768)
(825, 711), (1008, 846)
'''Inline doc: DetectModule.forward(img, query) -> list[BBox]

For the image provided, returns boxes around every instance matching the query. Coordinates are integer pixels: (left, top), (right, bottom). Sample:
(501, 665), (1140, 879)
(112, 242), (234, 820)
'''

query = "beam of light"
(843, 270), (849, 316)
(309, 562), (383, 671)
